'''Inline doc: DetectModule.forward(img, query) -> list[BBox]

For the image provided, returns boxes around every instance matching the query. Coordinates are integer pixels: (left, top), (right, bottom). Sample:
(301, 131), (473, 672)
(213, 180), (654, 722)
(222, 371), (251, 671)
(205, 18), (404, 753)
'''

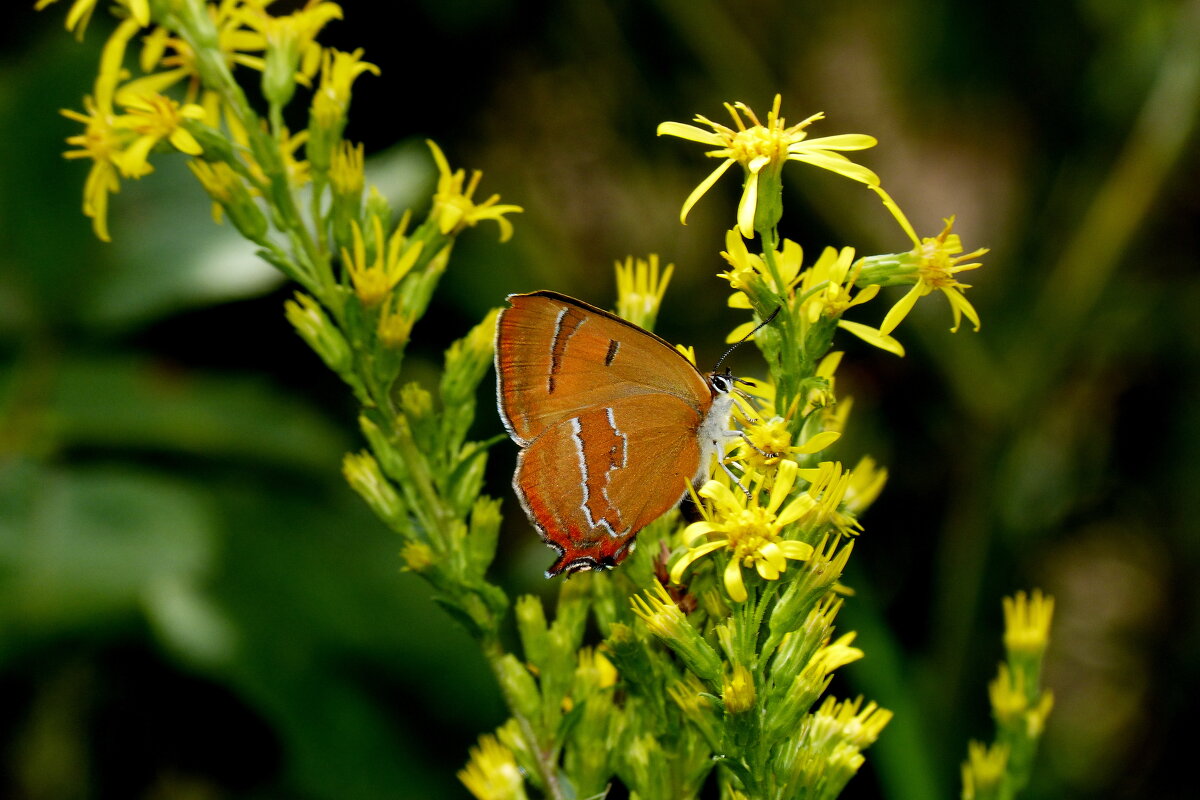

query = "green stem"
(758, 227), (803, 412)
(481, 637), (569, 800)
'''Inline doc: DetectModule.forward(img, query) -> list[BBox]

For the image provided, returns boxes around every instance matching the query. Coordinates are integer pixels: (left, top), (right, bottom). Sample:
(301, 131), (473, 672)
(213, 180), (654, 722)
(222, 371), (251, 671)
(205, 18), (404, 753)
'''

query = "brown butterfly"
(495, 291), (750, 577)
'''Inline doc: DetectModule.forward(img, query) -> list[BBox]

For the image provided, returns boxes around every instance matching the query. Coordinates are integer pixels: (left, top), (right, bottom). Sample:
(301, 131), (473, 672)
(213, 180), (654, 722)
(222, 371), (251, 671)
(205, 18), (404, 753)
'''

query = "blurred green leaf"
(48, 356), (351, 472)
(0, 461), (215, 637)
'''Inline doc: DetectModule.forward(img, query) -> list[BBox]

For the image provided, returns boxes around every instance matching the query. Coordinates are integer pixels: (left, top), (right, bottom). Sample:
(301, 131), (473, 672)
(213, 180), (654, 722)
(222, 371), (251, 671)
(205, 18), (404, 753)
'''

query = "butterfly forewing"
(496, 291), (713, 444)
(514, 394), (705, 576)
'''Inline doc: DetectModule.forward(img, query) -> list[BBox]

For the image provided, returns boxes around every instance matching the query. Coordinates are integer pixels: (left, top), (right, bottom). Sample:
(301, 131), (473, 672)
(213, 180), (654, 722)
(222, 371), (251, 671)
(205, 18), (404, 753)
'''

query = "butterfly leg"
(731, 391), (761, 423)
(717, 452), (752, 498)
(731, 429), (780, 460)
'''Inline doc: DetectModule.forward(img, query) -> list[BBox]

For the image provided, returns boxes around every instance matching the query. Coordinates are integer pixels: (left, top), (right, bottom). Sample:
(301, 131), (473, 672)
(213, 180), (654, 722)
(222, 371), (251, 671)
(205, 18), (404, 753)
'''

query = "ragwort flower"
(670, 460), (815, 602)
(870, 187), (988, 334)
(659, 95), (878, 237)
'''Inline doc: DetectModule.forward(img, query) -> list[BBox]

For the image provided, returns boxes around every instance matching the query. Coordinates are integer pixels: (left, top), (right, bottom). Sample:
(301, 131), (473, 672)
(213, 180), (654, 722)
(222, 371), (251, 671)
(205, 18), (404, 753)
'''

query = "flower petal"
(670, 540), (728, 584)
(168, 128), (203, 155)
(698, 479), (740, 513)
(736, 170), (759, 238)
(943, 286), (981, 332)
(723, 556), (748, 603)
(794, 430), (841, 455)
(775, 495), (815, 527)
(682, 521), (717, 544)
(765, 459), (798, 515)
(680, 159), (735, 225)
(758, 541), (787, 575)
(788, 151), (880, 185)
(793, 133), (877, 151)
(780, 540), (814, 560)
(879, 284), (923, 335)
(657, 121), (725, 145)
(725, 320), (757, 344)
(837, 320), (906, 356)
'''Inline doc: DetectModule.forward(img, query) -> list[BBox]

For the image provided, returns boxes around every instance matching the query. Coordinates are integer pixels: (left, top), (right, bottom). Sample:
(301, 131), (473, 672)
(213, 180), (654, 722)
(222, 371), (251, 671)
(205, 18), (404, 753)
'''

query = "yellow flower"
(400, 541), (435, 572)
(377, 293), (415, 348)
(36, 0), (149, 38)
(631, 582), (724, 683)
(723, 665), (756, 713)
(114, 93), (206, 176)
(670, 460), (815, 602)
(723, 230), (803, 339)
(989, 663), (1055, 737)
(961, 741), (1009, 800)
(802, 632), (865, 682)
(428, 140), (523, 241)
(311, 47), (379, 130)
(810, 695), (893, 749)
(799, 351), (842, 418)
(794, 461), (861, 536)
(802, 246), (903, 356)
(722, 232), (902, 356)
(872, 187), (988, 334)
(575, 647), (618, 690)
(843, 456), (888, 517)
(231, 123), (311, 189)
(615, 254), (673, 330)
(728, 376), (838, 468)
(61, 95), (124, 241)
(236, 0), (343, 105)
(1002, 589), (1054, 656)
(329, 140), (365, 196)
(341, 211), (423, 306)
(189, 159), (268, 239)
(737, 415), (840, 469)
(659, 95), (878, 237)
(130, 1), (270, 116)
(458, 734), (528, 800)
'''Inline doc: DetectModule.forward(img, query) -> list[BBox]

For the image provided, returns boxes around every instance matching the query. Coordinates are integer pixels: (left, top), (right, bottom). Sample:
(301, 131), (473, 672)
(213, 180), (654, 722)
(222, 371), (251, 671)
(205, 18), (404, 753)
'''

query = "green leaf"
(48, 356), (350, 472)
(0, 461), (216, 637)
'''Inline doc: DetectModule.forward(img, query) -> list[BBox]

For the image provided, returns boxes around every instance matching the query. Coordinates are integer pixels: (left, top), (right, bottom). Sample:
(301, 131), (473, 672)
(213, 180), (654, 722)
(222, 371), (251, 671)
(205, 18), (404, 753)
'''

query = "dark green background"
(2, 1), (1197, 797)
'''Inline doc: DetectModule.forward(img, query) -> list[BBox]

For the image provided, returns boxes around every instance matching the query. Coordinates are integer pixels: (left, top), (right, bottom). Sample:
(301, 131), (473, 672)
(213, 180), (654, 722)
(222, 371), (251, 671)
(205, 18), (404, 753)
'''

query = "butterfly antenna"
(712, 306), (781, 372)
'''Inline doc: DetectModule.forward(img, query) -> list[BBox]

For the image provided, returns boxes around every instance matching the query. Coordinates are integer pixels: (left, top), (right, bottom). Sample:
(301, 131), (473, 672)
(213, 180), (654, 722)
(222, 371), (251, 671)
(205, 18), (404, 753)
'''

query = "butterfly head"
(708, 367), (735, 395)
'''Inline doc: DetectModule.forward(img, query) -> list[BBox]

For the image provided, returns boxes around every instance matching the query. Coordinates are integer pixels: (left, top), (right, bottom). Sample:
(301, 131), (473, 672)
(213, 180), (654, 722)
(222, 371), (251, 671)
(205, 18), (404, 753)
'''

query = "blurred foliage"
(2, 0), (1198, 798)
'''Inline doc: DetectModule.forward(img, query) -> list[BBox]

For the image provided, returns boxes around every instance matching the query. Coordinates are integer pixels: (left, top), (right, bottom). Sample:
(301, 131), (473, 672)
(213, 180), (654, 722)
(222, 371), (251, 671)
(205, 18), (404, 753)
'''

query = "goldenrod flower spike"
(660, 95), (879, 236)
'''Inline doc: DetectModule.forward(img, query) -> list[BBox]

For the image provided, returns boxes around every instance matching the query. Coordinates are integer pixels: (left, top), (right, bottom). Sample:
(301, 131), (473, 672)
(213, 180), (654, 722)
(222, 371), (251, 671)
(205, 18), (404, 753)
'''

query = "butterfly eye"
(710, 374), (732, 393)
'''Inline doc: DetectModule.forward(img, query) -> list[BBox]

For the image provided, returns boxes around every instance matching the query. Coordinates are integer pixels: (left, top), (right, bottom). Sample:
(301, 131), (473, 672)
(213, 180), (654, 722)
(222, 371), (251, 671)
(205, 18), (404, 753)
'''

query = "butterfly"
(495, 291), (758, 577)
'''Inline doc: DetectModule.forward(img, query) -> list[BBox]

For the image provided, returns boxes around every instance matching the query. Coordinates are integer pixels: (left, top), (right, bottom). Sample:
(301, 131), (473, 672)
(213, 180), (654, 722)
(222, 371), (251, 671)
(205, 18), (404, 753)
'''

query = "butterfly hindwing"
(514, 393), (705, 576)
